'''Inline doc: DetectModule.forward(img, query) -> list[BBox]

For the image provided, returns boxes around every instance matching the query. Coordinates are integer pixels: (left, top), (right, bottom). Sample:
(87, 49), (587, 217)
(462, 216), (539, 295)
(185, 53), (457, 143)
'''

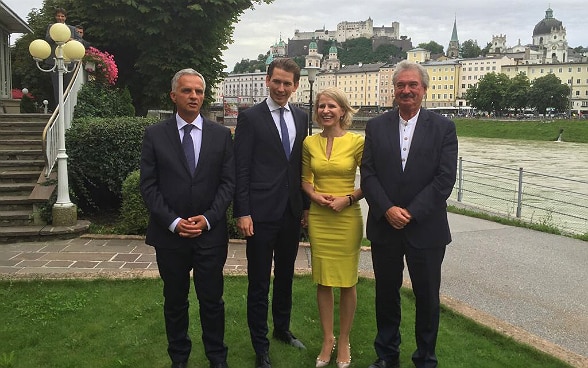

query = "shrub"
(66, 116), (157, 213)
(74, 81), (135, 118)
(118, 170), (149, 234)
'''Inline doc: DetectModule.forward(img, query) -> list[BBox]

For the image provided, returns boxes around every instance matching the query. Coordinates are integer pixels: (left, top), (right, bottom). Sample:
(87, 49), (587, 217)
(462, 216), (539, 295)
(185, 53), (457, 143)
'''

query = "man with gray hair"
(361, 60), (458, 368)
(140, 68), (235, 368)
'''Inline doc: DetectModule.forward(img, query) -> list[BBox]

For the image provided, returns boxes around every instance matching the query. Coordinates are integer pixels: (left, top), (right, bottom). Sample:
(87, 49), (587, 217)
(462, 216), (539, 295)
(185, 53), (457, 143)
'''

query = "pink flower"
(83, 47), (118, 85)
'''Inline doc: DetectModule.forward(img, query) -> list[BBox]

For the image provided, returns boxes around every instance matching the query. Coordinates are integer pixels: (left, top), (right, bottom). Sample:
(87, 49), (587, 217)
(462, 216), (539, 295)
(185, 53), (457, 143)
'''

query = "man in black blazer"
(361, 60), (458, 368)
(233, 58), (308, 368)
(140, 69), (235, 368)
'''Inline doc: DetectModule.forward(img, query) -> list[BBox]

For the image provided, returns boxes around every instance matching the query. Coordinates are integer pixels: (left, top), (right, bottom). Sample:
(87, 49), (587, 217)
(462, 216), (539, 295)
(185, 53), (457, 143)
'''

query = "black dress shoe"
(255, 353), (272, 368)
(368, 358), (400, 368)
(210, 362), (228, 368)
(272, 330), (306, 349)
(171, 362), (188, 368)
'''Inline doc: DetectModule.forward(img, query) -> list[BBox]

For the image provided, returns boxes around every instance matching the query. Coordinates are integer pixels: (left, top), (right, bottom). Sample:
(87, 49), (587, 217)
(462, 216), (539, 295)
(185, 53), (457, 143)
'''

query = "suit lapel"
(387, 111), (403, 173)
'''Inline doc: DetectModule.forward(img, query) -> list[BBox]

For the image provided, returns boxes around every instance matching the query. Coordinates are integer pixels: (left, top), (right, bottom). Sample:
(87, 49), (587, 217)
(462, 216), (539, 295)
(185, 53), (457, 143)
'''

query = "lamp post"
(306, 66), (319, 136)
(29, 23), (85, 226)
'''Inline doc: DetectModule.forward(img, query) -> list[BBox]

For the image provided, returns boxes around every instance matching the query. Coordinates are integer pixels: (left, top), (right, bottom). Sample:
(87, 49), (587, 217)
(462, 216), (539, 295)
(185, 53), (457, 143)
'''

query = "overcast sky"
(7, 0), (586, 72)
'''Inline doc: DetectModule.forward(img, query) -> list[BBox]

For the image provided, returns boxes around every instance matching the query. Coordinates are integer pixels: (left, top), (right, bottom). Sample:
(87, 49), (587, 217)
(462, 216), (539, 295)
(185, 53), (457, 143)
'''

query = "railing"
(41, 62), (86, 177)
(453, 157), (588, 235)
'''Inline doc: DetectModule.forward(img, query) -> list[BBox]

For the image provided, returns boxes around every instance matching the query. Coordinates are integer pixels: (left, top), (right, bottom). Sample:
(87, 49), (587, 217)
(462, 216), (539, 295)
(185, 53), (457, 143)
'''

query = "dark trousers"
(50, 67), (73, 109)
(155, 242), (228, 364)
(246, 207), (301, 354)
(371, 236), (446, 368)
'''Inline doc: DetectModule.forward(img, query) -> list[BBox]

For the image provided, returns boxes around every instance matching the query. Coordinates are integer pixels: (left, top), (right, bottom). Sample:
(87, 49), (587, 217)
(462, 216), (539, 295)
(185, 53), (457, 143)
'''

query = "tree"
(465, 72), (511, 115)
(13, 0), (273, 115)
(528, 74), (570, 115)
(232, 54), (268, 73)
(418, 41), (444, 55)
(460, 39), (482, 58)
(507, 72), (530, 113)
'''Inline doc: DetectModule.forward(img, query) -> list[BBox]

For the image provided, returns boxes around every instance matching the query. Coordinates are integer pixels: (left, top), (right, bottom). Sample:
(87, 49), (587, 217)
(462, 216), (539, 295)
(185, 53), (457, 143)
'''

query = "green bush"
(66, 116), (157, 213)
(118, 170), (149, 234)
(20, 94), (37, 113)
(117, 169), (241, 238)
(74, 81), (135, 118)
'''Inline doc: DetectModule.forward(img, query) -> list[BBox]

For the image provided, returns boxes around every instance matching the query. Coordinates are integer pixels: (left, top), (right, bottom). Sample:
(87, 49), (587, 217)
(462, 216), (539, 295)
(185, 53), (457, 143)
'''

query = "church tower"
(446, 17), (460, 58)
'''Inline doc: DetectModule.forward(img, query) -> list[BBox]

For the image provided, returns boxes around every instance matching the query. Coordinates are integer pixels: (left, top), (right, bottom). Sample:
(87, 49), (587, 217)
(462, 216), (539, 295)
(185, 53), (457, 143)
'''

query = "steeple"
(450, 17), (459, 42)
(447, 16), (460, 58)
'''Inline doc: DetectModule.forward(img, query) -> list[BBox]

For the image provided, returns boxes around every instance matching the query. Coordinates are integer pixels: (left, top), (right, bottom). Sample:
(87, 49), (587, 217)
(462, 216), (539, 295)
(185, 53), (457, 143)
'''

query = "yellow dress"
(302, 132), (364, 287)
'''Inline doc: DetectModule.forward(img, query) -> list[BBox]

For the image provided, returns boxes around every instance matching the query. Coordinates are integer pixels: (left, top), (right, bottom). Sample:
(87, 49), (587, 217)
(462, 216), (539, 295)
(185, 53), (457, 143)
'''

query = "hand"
(328, 196), (349, 212)
(175, 216), (204, 238)
(301, 210), (309, 228)
(312, 193), (334, 206)
(237, 216), (254, 237)
(385, 206), (412, 229)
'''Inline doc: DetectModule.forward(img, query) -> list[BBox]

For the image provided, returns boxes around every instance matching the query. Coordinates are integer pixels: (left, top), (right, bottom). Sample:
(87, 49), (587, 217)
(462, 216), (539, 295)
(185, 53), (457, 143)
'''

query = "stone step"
(0, 139), (43, 150)
(0, 149), (44, 161)
(0, 122), (45, 128)
(0, 170), (40, 184)
(0, 221), (91, 243)
(0, 210), (33, 227)
(0, 182), (36, 196)
(0, 195), (40, 211)
(0, 113), (51, 123)
(0, 160), (45, 171)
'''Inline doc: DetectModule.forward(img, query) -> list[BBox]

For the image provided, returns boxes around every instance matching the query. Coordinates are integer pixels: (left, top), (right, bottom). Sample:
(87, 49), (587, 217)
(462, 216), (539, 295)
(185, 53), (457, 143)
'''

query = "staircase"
(0, 114), (89, 243)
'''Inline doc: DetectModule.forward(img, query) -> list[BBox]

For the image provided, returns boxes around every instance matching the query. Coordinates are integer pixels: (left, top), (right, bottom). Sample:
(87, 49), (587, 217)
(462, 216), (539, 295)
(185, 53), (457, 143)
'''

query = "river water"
(351, 131), (588, 235)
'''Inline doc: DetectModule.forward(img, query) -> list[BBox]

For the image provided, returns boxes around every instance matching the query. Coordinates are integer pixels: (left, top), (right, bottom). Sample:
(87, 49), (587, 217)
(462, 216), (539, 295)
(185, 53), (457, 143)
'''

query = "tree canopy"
(338, 37), (404, 66)
(460, 39), (482, 58)
(418, 41), (444, 55)
(12, 0), (272, 115)
(466, 72), (570, 116)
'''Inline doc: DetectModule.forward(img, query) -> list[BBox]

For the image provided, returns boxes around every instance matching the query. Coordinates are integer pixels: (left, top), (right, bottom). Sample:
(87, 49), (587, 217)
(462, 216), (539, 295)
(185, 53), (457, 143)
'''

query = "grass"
(0, 276), (572, 368)
(454, 118), (588, 143)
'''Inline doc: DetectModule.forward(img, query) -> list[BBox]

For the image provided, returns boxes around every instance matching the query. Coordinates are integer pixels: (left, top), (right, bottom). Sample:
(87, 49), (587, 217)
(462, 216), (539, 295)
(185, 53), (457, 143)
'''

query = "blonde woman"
(302, 87), (364, 368)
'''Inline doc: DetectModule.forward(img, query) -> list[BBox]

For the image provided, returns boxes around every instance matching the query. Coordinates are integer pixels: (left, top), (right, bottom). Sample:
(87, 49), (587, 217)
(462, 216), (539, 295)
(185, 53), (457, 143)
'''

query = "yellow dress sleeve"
(302, 136), (314, 185)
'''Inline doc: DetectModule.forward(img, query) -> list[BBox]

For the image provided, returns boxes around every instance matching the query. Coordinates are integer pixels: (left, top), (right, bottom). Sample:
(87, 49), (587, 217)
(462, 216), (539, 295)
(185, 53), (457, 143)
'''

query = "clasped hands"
(176, 215), (207, 238)
(385, 206), (412, 229)
(312, 193), (348, 212)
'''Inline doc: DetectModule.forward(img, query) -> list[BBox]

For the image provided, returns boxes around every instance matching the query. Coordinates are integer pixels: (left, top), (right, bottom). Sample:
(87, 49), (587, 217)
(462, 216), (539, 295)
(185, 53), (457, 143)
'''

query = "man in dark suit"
(140, 68), (234, 368)
(233, 58), (308, 368)
(45, 7), (81, 108)
(361, 60), (458, 368)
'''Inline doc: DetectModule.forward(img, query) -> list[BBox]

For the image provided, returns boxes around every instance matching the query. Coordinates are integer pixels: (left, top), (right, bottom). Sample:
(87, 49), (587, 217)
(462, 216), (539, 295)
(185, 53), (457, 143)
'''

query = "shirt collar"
(266, 97), (290, 113)
(400, 109), (420, 127)
(176, 113), (203, 131)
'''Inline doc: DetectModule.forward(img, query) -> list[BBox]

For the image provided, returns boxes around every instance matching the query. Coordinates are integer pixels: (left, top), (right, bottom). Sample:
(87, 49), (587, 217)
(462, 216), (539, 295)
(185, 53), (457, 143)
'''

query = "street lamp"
(29, 23), (85, 226)
(306, 66), (319, 136)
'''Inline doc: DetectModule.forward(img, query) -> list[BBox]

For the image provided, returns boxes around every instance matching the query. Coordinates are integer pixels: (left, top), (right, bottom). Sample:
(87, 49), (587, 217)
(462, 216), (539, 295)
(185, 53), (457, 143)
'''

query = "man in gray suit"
(140, 69), (234, 368)
(361, 60), (458, 368)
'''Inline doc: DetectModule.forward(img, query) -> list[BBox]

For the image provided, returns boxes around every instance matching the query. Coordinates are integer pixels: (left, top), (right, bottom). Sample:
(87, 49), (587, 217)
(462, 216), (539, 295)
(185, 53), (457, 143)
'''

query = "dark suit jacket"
(360, 108), (458, 249)
(233, 99), (308, 221)
(140, 116), (235, 248)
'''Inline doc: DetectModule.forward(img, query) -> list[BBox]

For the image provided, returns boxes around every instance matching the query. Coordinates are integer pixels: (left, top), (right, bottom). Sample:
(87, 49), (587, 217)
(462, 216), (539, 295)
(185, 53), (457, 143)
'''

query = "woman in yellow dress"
(302, 87), (364, 368)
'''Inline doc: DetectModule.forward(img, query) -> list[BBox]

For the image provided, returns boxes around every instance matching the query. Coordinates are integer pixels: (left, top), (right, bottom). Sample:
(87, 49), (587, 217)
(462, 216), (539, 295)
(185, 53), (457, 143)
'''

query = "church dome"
(533, 8), (563, 36)
(309, 40), (318, 49)
(329, 44), (337, 53)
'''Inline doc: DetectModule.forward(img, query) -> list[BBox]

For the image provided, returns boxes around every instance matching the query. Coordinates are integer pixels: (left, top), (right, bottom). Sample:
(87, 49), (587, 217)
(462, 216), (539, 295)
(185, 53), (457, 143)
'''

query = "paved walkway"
(0, 214), (586, 367)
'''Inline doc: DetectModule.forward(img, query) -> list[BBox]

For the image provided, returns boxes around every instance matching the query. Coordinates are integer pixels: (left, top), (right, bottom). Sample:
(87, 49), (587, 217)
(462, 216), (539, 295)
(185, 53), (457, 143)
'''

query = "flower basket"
(82, 47), (118, 85)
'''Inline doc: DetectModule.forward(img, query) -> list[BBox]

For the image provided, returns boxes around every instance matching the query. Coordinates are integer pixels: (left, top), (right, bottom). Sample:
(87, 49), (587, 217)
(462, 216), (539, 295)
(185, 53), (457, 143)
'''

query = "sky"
(6, 0), (587, 72)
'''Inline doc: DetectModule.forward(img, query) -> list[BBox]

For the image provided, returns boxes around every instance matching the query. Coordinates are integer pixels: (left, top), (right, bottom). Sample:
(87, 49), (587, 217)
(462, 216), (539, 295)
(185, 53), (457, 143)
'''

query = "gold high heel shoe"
(336, 343), (351, 368)
(315, 337), (336, 368)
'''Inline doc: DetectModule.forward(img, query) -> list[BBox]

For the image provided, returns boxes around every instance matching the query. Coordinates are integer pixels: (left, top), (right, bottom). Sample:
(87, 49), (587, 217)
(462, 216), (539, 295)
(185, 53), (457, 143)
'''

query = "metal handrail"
(41, 61), (86, 177)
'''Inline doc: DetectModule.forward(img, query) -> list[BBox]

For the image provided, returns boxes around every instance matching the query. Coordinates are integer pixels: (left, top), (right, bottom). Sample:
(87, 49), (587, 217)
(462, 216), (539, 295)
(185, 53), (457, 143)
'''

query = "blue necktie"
(279, 107), (291, 159)
(182, 124), (195, 174)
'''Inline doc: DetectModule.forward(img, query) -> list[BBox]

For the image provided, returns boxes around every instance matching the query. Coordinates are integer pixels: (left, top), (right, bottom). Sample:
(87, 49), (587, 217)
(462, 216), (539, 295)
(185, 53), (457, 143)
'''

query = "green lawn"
(454, 118), (588, 143)
(0, 276), (572, 368)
